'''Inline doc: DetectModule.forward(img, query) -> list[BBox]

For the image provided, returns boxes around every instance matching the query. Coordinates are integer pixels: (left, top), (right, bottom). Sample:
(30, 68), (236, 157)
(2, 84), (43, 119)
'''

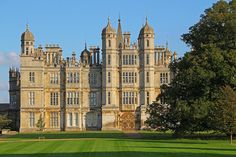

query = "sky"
(0, 0), (219, 103)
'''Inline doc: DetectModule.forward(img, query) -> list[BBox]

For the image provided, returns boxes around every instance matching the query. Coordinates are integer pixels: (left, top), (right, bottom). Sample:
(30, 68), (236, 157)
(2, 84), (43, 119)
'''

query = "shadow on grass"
(8, 132), (125, 140)
(126, 146), (236, 152)
(0, 152), (235, 157)
(8, 131), (229, 142)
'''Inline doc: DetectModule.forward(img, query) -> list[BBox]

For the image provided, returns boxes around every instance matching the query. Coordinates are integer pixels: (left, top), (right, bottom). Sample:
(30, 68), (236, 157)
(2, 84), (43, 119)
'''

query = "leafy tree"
(152, 0), (236, 135)
(0, 115), (11, 132)
(216, 86), (236, 144)
(145, 97), (169, 132)
(36, 114), (45, 132)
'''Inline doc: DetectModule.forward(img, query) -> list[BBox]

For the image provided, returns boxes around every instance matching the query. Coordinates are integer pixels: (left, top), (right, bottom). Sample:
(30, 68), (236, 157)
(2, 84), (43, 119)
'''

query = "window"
(55, 73), (58, 84)
(146, 54), (150, 65)
(108, 72), (111, 83)
(70, 73), (73, 83)
(122, 92), (137, 104)
(160, 73), (168, 84)
(50, 73), (58, 84)
(10, 95), (16, 106)
(123, 72), (137, 84)
(66, 72), (73, 83)
(108, 55), (111, 65)
(146, 72), (150, 83)
(89, 73), (97, 85)
(50, 92), (58, 106)
(28, 92), (35, 105)
(134, 55), (137, 64)
(128, 55), (131, 65)
(131, 72), (134, 83)
(122, 72), (125, 83)
(29, 112), (35, 127)
(50, 112), (58, 127)
(74, 73), (79, 83)
(122, 93), (125, 104)
(29, 72), (35, 83)
(108, 92), (111, 104)
(67, 92), (79, 105)
(108, 40), (111, 47)
(147, 92), (150, 105)
(90, 92), (97, 106)
(26, 47), (29, 55)
(147, 40), (149, 47)
(68, 112), (72, 127)
(74, 92), (79, 105)
(75, 113), (79, 126)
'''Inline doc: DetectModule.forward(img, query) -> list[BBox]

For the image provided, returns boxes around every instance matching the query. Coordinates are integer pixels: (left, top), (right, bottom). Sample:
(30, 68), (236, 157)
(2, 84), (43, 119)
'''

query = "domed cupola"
(138, 18), (155, 50)
(21, 24), (35, 55)
(102, 17), (116, 36)
(80, 43), (90, 65)
(101, 17), (117, 50)
(139, 17), (154, 38)
(21, 24), (34, 42)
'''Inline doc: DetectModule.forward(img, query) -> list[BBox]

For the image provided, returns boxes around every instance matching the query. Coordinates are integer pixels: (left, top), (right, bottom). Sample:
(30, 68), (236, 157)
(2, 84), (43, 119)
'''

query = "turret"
(138, 18), (154, 51)
(80, 44), (90, 65)
(21, 24), (35, 55)
(102, 18), (117, 51)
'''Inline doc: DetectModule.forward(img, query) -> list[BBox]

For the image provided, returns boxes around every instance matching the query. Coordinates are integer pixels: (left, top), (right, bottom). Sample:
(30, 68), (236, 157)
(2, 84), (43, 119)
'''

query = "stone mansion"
(9, 18), (177, 132)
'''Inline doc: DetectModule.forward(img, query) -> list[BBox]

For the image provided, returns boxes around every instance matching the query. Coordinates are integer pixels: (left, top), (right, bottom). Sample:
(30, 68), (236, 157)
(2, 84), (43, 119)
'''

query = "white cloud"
(0, 52), (19, 67)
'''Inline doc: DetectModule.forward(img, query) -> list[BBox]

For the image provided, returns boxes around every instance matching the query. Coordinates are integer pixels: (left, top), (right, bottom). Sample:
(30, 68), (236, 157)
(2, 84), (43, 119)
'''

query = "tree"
(158, 0), (236, 135)
(0, 115), (11, 133)
(217, 86), (236, 144)
(145, 97), (169, 131)
(36, 114), (45, 132)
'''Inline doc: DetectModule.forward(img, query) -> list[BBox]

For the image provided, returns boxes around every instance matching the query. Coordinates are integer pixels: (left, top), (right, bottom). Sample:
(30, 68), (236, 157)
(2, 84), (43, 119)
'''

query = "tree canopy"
(146, 0), (236, 135)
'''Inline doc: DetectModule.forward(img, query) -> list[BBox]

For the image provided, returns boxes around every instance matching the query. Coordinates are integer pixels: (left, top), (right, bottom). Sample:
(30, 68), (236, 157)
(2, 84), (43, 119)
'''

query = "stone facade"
(9, 18), (177, 132)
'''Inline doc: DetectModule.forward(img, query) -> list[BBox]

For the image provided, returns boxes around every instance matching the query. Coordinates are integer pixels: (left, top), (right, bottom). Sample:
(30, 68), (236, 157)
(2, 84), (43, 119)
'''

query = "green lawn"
(0, 131), (235, 157)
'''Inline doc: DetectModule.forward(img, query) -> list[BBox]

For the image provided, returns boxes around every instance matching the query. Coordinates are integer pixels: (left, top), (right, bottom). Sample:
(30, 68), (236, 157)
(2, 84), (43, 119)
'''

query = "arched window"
(108, 92), (111, 104)
(147, 92), (150, 105)
(108, 55), (111, 65)
(147, 40), (149, 47)
(108, 40), (111, 47)
(108, 72), (111, 83)
(146, 54), (150, 65)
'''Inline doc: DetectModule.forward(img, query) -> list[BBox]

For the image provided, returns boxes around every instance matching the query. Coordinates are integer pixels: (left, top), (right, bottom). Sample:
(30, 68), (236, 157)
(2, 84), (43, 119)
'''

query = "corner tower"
(138, 18), (155, 127)
(101, 18), (120, 130)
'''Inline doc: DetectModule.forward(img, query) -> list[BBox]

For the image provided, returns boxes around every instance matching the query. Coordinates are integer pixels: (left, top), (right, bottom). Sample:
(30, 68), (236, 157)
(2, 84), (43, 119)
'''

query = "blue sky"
(0, 0), (218, 103)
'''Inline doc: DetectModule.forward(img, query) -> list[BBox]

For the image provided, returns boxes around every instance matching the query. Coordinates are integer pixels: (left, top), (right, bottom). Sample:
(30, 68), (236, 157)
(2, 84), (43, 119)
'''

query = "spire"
(145, 16), (148, 25)
(107, 16), (110, 26)
(166, 41), (168, 50)
(85, 42), (87, 50)
(26, 23), (29, 31)
(116, 16), (123, 48)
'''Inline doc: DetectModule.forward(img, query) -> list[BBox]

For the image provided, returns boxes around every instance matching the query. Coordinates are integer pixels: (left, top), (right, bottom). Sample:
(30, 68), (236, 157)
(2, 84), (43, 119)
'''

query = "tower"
(101, 18), (120, 130)
(138, 18), (155, 126)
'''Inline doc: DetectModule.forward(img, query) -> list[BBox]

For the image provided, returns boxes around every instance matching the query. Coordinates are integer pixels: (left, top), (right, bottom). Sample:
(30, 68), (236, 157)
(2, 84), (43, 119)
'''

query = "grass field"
(0, 131), (236, 157)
